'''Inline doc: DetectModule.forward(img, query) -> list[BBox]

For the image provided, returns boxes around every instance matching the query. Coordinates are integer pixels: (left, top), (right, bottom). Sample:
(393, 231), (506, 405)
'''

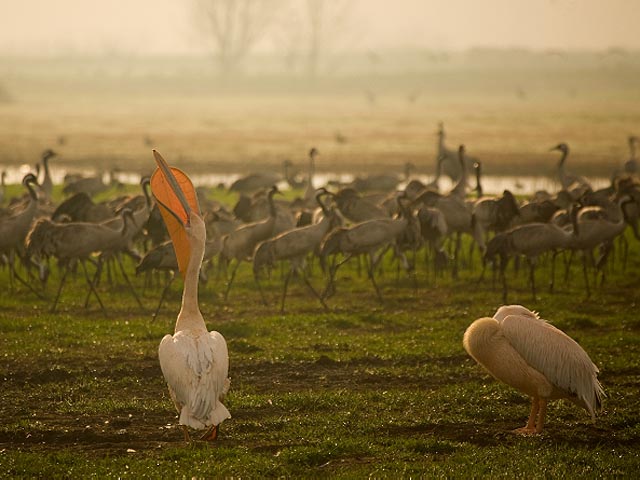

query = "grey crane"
(253, 188), (341, 312)
(319, 197), (419, 302)
(26, 208), (138, 312)
(552, 143), (591, 199)
(484, 221), (574, 303)
(349, 162), (413, 193)
(229, 168), (282, 194)
(220, 185), (280, 300)
(136, 236), (222, 320)
(0, 170), (5, 205)
(63, 169), (114, 197)
(52, 192), (115, 223)
(473, 190), (520, 240)
(623, 135), (638, 174)
(436, 123), (477, 182)
(568, 196), (634, 297)
(40, 149), (55, 201)
(413, 154), (485, 278)
(333, 187), (388, 223)
(0, 173), (44, 297)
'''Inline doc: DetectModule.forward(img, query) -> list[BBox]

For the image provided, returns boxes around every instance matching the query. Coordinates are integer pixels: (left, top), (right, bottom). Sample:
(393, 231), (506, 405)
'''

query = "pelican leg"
(181, 425), (191, 442)
(200, 424), (218, 441)
(535, 398), (548, 434)
(513, 397), (540, 435)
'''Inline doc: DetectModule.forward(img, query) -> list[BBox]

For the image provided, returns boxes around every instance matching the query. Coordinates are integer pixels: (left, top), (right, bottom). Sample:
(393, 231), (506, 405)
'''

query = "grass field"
(1, 54), (640, 477)
(1, 197), (640, 477)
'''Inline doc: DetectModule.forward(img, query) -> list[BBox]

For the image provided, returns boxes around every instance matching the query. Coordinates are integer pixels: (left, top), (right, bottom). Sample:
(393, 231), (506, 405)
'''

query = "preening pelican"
(151, 150), (230, 442)
(463, 305), (603, 434)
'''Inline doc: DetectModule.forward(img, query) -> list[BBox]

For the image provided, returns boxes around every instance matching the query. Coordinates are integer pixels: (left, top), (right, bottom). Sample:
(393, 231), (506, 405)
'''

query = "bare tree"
(194, 0), (283, 75)
(271, 0), (357, 76)
(303, 0), (356, 76)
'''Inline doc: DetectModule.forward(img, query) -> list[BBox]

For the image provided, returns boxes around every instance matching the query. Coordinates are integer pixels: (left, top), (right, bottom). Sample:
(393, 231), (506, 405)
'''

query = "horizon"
(1, 0), (638, 57)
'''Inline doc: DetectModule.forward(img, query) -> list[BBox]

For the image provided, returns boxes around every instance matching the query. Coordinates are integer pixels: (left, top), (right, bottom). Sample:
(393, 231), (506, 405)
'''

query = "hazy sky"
(1, 0), (638, 55)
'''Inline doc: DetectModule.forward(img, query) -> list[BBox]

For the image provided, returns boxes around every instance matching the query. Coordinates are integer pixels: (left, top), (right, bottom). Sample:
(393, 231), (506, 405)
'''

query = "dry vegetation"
(1, 53), (639, 180)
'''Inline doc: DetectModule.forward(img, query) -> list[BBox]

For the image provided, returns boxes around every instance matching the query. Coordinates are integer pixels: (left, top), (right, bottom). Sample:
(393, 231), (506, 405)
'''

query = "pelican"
(151, 150), (230, 442)
(463, 305), (604, 434)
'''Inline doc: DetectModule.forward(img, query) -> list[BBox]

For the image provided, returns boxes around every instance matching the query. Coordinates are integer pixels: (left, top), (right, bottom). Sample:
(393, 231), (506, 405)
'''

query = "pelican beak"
(150, 150), (200, 279)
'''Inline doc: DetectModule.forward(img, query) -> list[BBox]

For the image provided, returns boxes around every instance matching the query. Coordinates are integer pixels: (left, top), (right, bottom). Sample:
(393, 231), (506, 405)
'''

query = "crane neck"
(475, 167), (482, 199)
(268, 189), (278, 217)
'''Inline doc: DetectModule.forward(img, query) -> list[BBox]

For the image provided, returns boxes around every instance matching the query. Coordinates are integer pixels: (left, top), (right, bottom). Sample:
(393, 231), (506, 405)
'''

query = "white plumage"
(159, 329), (230, 430)
(152, 151), (230, 441)
(463, 305), (604, 434)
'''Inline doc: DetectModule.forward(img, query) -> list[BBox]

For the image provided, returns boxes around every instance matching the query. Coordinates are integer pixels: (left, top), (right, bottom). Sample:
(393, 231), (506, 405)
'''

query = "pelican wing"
(499, 312), (603, 418)
(159, 330), (231, 429)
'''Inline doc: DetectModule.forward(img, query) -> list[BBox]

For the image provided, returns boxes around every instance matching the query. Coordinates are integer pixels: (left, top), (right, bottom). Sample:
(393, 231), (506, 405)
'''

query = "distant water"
(0, 164), (610, 196)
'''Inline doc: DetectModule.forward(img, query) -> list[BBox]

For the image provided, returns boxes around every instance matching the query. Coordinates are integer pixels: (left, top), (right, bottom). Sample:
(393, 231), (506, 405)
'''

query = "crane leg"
(549, 251), (558, 293)
(254, 273), (268, 307)
(581, 253), (591, 297)
(280, 268), (293, 313)
(51, 265), (70, 313)
(81, 260), (105, 313)
(367, 254), (384, 302)
(301, 271), (329, 311)
(563, 250), (575, 283)
(152, 272), (176, 321)
(500, 255), (509, 304)
(223, 260), (241, 301)
(527, 258), (537, 301)
(452, 233), (461, 279)
(8, 257), (46, 300)
(115, 254), (144, 309)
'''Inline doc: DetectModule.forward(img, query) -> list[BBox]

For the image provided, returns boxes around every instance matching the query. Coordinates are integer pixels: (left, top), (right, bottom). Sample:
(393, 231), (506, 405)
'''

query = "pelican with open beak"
(151, 150), (230, 442)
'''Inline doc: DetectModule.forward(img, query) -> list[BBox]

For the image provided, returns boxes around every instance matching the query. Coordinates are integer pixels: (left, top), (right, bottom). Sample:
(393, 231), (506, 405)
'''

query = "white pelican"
(151, 150), (230, 441)
(463, 305), (604, 434)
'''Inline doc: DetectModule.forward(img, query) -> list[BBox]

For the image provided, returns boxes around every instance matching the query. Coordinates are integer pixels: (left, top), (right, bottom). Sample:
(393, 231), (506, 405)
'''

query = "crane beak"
(150, 150), (200, 279)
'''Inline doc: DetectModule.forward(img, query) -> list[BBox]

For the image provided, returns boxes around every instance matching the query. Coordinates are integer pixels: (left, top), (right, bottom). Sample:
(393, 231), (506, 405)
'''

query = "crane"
(253, 188), (340, 312)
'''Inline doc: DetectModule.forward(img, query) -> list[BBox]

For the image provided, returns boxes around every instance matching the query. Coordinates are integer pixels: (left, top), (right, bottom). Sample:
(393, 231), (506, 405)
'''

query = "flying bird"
(151, 150), (231, 442)
(463, 305), (604, 434)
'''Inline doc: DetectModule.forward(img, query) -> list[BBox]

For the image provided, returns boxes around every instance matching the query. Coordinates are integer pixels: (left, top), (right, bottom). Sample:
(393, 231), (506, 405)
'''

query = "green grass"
(1, 61), (640, 476)
(1, 229), (639, 478)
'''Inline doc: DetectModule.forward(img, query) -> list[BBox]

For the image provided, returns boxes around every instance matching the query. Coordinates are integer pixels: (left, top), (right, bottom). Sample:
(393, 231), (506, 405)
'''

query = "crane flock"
(0, 129), (636, 438)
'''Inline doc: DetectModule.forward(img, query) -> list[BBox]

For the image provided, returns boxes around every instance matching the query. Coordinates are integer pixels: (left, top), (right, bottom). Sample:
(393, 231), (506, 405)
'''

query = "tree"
(193, 0), (284, 75)
(299, 0), (357, 77)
